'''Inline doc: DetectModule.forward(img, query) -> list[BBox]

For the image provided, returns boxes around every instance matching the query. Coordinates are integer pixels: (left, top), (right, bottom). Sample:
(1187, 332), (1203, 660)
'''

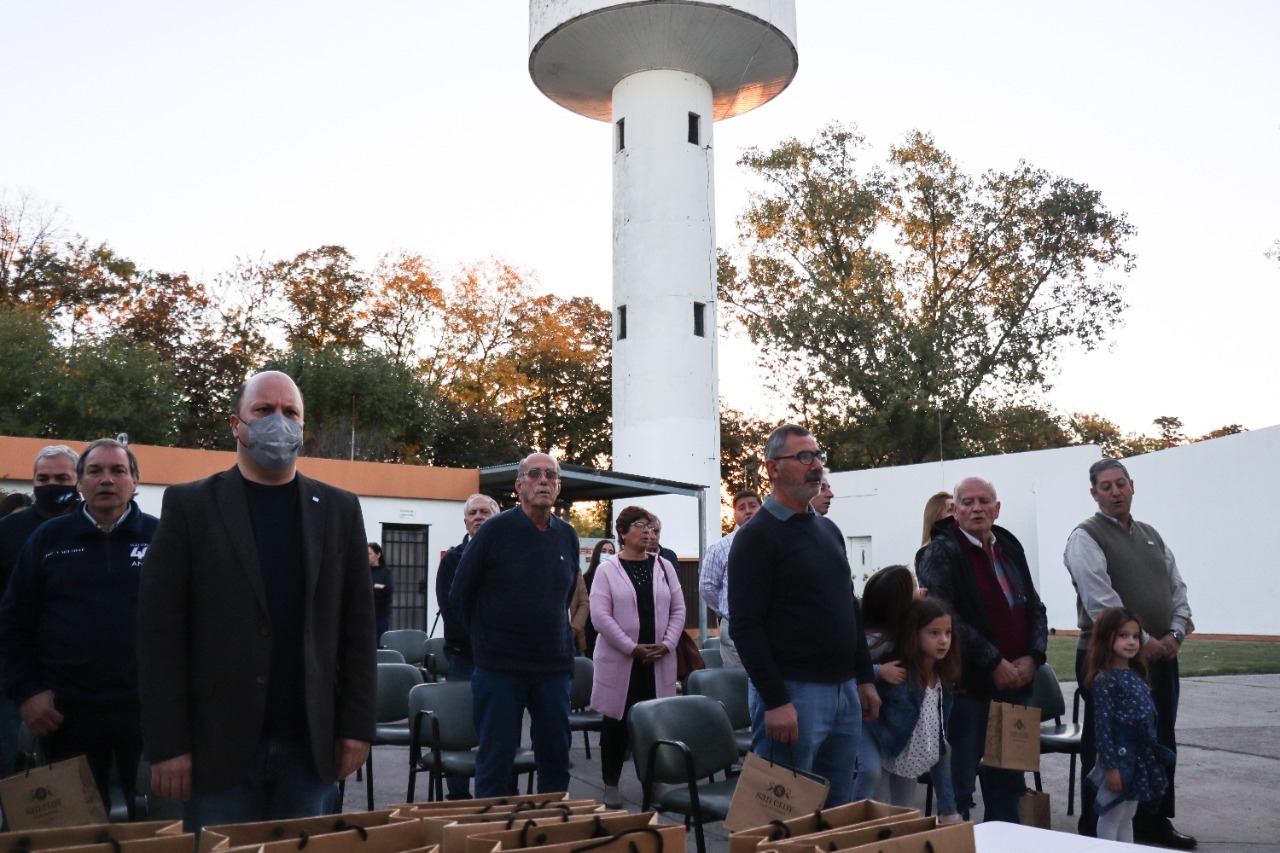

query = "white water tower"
(529, 1), (798, 555)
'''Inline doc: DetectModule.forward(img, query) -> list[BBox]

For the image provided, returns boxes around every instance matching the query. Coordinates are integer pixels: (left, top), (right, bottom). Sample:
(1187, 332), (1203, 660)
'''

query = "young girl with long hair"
(861, 597), (963, 822)
(1084, 607), (1174, 842)
(851, 565), (927, 801)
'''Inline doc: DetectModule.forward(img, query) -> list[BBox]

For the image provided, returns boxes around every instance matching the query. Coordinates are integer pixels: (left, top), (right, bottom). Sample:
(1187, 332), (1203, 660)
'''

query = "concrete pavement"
(343, 674), (1280, 853)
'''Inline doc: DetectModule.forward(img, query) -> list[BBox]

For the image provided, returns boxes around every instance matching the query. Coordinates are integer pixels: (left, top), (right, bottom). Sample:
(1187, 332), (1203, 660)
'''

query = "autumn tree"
(363, 250), (444, 368)
(720, 124), (1136, 467)
(270, 245), (367, 349)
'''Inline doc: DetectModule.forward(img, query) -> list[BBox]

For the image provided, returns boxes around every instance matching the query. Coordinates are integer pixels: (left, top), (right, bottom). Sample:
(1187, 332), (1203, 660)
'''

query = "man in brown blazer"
(138, 371), (375, 831)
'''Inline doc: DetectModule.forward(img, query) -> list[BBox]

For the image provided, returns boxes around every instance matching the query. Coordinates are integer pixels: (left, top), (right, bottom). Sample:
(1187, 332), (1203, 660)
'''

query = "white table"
(976, 822), (1143, 852)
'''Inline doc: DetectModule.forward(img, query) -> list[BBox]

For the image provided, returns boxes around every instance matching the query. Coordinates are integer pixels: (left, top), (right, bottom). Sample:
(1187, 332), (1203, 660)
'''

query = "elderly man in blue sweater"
(451, 452), (578, 796)
(728, 424), (879, 807)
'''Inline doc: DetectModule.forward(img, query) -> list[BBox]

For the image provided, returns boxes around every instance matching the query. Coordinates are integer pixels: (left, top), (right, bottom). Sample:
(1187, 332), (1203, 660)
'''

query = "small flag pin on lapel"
(312, 496), (320, 503)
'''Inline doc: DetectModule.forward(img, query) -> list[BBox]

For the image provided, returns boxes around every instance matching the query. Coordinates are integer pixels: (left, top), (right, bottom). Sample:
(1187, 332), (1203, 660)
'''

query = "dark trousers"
(947, 687), (1031, 823)
(471, 666), (571, 798)
(1077, 648), (1180, 836)
(44, 697), (143, 818)
(600, 661), (656, 787)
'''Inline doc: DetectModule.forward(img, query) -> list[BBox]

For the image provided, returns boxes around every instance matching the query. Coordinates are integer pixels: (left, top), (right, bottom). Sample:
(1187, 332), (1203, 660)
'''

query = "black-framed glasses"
(771, 450), (827, 466)
(521, 468), (560, 482)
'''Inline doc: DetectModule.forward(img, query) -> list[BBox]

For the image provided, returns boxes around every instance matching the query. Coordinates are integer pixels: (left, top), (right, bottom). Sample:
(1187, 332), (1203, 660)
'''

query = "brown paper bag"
(464, 812), (658, 853)
(235, 819), (427, 853)
(438, 810), (625, 853)
(724, 751), (830, 832)
(200, 809), (407, 852)
(727, 800), (918, 853)
(835, 820), (974, 853)
(768, 815), (938, 853)
(0, 820), (184, 852)
(1019, 790), (1051, 829)
(0, 756), (109, 831)
(475, 824), (684, 853)
(416, 805), (605, 846)
(982, 701), (1040, 772)
(22, 839), (196, 853)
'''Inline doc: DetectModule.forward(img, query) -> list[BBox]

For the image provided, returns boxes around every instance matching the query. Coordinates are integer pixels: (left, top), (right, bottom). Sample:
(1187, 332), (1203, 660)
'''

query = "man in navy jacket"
(0, 439), (157, 814)
(451, 452), (578, 796)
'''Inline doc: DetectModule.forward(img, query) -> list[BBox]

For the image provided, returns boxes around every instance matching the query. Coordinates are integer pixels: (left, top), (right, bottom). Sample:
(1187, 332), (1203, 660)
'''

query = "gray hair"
(1089, 458), (1130, 486)
(764, 424), (811, 460)
(464, 493), (499, 515)
(953, 476), (996, 502)
(34, 445), (79, 476)
(77, 439), (139, 481)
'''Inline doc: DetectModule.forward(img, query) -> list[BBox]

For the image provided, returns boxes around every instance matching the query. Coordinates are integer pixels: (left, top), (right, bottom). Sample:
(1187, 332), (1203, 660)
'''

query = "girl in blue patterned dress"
(1083, 607), (1174, 843)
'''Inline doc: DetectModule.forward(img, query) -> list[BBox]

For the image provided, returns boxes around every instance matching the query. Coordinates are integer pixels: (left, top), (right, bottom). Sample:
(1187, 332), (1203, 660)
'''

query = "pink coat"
(589, 554), (687, 720)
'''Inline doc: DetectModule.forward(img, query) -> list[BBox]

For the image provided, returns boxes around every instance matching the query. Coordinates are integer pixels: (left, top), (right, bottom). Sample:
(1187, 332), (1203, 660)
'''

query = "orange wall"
(0, 436), (478, 502)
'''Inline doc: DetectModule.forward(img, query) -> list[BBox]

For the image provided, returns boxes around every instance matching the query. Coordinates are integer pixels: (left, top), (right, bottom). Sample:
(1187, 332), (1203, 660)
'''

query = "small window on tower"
(693, 302), (706, 337)
(688, 112), (700, 145)
(617, 305), (627, 340)
(616, 118), (626, 152)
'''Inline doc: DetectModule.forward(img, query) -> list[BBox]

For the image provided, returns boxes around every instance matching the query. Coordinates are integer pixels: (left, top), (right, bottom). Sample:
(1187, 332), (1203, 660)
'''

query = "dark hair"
(1089, 458), (1131, 486)
(732, 490), (761, 507)
(614, 505), (654, 540)
(860, 565), (917, 636)
(585, 539), (614, 585)
(0, 492), (34, 516)
(367, 542), (382, 565)
(764, 424), (811, 460)
(899, 597), (962, 688)
(77, 439), (139, 481)
(1084, 606), (1148, 688)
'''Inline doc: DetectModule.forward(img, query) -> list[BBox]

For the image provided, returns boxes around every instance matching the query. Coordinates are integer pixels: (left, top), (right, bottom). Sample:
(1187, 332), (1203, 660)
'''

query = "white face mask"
(241, 413), (303, 471)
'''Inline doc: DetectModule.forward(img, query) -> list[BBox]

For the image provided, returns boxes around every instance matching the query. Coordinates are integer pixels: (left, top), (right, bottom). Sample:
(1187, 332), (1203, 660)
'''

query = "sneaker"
(603, 785), (622, 808)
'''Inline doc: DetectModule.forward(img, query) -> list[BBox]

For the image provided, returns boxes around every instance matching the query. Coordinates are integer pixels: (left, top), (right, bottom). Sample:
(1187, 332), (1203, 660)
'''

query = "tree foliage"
(721, 124), (1136, 468)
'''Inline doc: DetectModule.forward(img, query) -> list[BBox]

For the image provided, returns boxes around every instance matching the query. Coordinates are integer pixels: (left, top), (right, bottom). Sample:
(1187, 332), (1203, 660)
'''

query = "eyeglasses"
(771, 450), (827, 466)
(521, 468), (560, 482)
(629, 521), (656, 530)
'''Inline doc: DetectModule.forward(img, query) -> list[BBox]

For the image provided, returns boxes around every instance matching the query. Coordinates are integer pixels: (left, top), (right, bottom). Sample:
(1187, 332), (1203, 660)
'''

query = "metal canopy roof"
(478, 463), (705, 502)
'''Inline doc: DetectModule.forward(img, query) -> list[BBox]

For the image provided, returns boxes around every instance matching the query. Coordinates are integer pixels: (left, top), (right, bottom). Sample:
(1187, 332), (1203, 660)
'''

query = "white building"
(824, 426), (1280, 638)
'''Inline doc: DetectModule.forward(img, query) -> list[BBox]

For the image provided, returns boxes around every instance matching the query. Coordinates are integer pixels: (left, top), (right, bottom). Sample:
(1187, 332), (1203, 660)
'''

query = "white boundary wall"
(824, 425), (1280, 637)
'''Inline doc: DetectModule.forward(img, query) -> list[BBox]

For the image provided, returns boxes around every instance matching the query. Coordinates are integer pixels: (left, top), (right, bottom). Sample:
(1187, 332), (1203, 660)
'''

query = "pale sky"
(5, 1), (1278, 439)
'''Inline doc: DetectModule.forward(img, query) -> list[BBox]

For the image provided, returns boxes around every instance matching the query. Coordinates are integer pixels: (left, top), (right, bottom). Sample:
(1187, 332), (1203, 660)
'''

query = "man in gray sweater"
(1065, 458), (1195, 849)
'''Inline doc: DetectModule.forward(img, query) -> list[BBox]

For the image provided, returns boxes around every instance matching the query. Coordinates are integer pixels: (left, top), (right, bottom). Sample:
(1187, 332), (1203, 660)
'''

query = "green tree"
(721, 124), (1136, 467)
(0, 305), (57, 437)
(267, 345), (440, 464)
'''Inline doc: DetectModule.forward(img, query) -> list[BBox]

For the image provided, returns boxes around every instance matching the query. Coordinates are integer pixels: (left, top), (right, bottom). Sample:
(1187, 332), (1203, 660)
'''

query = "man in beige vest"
(1065, 458), (1195, 848)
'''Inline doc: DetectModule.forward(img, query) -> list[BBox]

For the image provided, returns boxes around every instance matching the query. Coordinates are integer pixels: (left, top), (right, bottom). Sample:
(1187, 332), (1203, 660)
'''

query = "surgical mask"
(239, 413), (304, 471)
(33, 484), (77, 516)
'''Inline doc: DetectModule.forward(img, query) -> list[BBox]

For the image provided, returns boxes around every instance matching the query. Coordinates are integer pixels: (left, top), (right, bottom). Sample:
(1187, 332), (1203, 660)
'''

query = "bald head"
(232, 371), (305, 484)
(235, 371), (304, 420)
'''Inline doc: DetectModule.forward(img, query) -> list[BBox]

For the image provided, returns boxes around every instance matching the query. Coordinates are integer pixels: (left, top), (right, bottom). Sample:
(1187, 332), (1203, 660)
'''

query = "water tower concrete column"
(611, 69), (719, 546)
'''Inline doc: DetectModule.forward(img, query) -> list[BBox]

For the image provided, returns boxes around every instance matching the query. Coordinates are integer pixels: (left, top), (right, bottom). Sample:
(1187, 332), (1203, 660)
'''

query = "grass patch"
(1044, 635), (1280, 682)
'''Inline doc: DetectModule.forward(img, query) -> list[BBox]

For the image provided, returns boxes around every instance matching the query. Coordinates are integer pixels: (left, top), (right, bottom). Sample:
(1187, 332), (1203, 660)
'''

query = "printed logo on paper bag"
(24, 784), (63, 817)
(756, 782), (794, 812)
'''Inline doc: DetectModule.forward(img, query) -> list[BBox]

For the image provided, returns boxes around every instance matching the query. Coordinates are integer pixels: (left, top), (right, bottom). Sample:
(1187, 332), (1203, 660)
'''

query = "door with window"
(381, 523), (430, 632)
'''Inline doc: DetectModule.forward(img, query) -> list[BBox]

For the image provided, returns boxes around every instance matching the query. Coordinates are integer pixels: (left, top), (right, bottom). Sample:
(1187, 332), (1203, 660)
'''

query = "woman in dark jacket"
(369, 542), (393, 644)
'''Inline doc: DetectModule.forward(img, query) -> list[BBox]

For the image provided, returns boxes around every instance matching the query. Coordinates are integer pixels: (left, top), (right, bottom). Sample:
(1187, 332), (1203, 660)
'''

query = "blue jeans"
(948, 690), (1029, 823)
(445, 656), (475, 798)
(850, 723), (882, 802)
(471, 666), (570, 798)
(182, 738), (337, 834)
(748, 678), (861, 808)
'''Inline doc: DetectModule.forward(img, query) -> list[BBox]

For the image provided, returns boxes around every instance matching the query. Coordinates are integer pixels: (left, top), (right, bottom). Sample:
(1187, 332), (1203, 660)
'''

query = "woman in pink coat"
(590, 505), (687, 807)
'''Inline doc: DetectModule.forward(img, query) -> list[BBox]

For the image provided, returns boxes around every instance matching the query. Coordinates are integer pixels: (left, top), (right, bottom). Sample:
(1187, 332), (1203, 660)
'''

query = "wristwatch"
(1168, 629), (1185, 645)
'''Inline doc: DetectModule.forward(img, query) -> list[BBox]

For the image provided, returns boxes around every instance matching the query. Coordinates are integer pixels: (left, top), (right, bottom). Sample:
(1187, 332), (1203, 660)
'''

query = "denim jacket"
(867, 674), (956, 813)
